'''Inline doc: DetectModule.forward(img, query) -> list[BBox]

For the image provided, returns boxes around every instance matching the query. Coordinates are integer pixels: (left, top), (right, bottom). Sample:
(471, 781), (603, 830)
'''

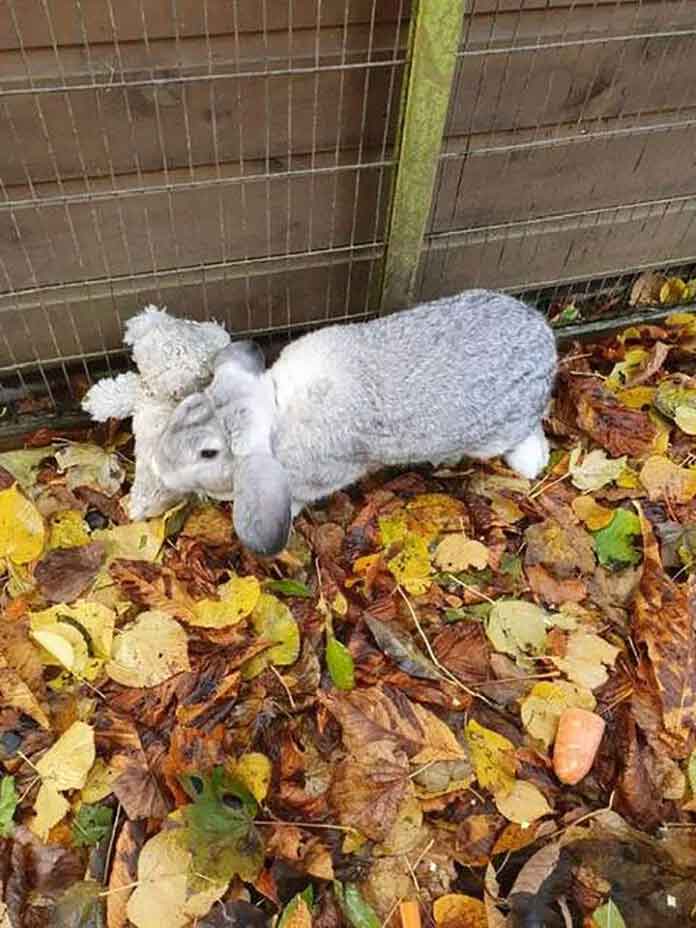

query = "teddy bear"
(81, 305), (231, 520)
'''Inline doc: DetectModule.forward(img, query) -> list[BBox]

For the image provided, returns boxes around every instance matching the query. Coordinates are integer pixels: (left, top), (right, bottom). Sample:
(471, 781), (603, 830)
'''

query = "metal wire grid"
(0, 0), (408, 406)
(418, 0), (696, 308)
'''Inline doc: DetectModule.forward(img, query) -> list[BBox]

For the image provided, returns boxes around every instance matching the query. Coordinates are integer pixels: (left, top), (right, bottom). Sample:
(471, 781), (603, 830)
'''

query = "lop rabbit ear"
(233, 453), (292, 556)
(214, 341), (265, 376)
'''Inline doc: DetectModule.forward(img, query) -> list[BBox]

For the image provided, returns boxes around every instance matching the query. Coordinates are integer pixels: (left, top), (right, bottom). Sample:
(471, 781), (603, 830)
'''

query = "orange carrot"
(553, 707), (605, 785)
(400, 899), (422, 928)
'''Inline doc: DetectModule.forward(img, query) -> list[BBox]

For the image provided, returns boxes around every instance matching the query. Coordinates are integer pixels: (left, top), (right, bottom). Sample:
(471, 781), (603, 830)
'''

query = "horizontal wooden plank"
(418, 199), (696, 299)
(0, 0), (409, 51)
(431, 119), (696, 232)
(0, 256), (378, 368)
(0, 154), (391, 291)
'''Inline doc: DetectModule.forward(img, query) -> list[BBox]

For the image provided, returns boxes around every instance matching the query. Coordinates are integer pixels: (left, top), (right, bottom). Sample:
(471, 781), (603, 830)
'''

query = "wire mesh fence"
(1, 0), (695, 420)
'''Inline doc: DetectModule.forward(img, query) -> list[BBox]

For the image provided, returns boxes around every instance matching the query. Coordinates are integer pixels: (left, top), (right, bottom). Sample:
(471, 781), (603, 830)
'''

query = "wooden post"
(377, 0), (466, 314)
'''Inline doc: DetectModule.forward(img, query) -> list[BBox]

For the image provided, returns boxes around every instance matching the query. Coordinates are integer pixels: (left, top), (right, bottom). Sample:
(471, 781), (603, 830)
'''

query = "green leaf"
(180, 766), (264, 884)
(0, 446), (58, 492)
(242, 593), (301, 679)
(334, 882), (380, 928)
(265, 578), (313, 598)
(0, 776), (18, 837)
(71, 803), (114, 847)
(592, 899), (627, 928)
(593, 508), (642, 568)
(326, 635), (355, 691)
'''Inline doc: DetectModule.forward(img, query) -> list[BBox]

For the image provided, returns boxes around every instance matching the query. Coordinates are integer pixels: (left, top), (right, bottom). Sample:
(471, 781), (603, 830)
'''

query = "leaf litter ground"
(6, 312), (696, 927)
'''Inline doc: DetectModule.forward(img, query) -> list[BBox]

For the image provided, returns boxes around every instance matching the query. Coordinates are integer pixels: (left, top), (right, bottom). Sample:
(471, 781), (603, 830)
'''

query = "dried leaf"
(433, 894), (487, 928)
(93, 519), (165, 565)
(570, 377), (657, 457)
(0, 446), (57, 491)
(363, 614), (439, 680)
(434, 534), (489, 572)
(227, 753), (272, 803)
(485, 600), (547, 665)
(571, 496), (614, 531)
(465, 719), (516, 795)
(660, 277), (687, 306)
(243, 593), (300, 678)
(525, 517), (596, 578)
(36, 721), (96, 791)
(0, 484), (45, 564)
(0, 655), (50, 728)
(109, 559), (197, 621)
(552, 631), (620, 690)
(330, 757), (411, 841)
(569, 448), (627, 491)
(630, 271), (665, 306)
(386, 532), (432, 595)
(639, 455), (696, 503)
(31, 784), (71, 841)
(494, 780), (552, 825)
(55, 444), (125, 496)
(48, 509), (91, 549)
(191, 575), (261, 627)
(107, 610), (190, 688)
(35, 542), (105, 603)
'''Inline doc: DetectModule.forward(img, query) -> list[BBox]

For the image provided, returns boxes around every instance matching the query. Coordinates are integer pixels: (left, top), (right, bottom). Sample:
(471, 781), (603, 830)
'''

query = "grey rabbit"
(152, 290), (557, 556)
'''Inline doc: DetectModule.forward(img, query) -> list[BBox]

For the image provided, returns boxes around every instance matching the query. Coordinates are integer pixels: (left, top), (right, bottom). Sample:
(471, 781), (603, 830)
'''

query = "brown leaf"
(109, 558), (198, 621)
(432, 624), (491, 684)
(34, 541), (105, 603)
(569, 375), (657, 457)
(526, 563), (587, 605)
(111, 752), (171, 821)
(632, 510), (696, 756)
(525, 517), (596, 578)
(161, 723), (227, 806)
(321, 686), (466, 766)
(107, 821), (146, 928)
(329, 756), (411, 841)
(625, 341), (671, 387)
(5, 826), (83, 927)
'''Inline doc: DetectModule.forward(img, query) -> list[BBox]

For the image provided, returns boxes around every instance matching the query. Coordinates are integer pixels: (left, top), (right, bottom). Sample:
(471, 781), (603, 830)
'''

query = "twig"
(527, 470), (571, 501)
(397, 586), (495, 708)
(469, 670), (561, 688)
(444, 573), (496, 604)
(269, 665), (296, 710)
(104, 802), (122, 884)
(255, 817), (358, 834)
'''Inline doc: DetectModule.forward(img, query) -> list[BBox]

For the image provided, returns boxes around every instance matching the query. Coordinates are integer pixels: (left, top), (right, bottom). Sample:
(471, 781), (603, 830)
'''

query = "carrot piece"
(553, 707), (605, 785)
(400, 899), (422, 928)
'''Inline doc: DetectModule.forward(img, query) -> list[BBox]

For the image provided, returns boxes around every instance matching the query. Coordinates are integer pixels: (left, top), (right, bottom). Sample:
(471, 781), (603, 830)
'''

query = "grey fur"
(154, 290), (557, 555)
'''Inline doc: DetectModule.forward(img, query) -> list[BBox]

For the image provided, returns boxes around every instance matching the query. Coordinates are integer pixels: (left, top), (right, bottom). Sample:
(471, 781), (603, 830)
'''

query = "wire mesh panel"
(0, 0), (408, 407)
(418, 0), (696, 306)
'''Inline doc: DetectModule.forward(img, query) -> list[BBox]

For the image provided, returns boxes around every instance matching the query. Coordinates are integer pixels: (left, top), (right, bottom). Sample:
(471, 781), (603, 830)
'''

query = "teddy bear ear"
(123, 305), (169, 346)
(214, 341), (265, 376)
(82, 372), (139, 422)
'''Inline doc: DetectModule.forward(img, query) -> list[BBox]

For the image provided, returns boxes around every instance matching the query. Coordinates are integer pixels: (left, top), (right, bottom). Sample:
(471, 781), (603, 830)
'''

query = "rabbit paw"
(505, 427), (549, 479)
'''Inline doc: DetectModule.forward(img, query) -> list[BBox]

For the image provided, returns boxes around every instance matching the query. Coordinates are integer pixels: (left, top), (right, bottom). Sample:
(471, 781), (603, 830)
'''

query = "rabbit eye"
(200, 448), (219, 460)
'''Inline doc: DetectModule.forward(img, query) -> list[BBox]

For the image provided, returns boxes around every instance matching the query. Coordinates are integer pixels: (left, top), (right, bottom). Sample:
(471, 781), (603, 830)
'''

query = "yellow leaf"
(659, 277), (687, 306)
(387, 532), (432, 595)
(243, 593), (300, 679)
(434, 534), (489, 572)
(615, 386), (656, 410)
(30, 783), (70, 841)
(378, 512), (409, 547)
(405, 493), (469, 539)
(93, 519), (165, 565)
(494, 780), (552, 825)
(106, 611), (190, 688)
(675, 405), (696, 435)
(433, 894), (488, 928)
(571, 496), (614, 531)
(640, 455), (696, 503)
(31, 601), (115, 660)
(36, 721), (95, 791)
(281, 898), (312, 928)
(126, 829), (227, 928)
(181, 504), (233, 545)
(31, 627), (83, 673)
(227, 753), (272, 803)
(81, 757), (119, 803)
(55, 443), (125, 496)
(465, 719), (516, 795)
(616, 466), (640, 489)
(331, 591), (348, 616)
(411, 704), (467, 766)
(666, 311), (696, 327)
(0, 656), (50, 729)
(551, 631), (619, 691)
(190, 575), (261, 628)
(0, 484), (45, 564)
(47, 509), (90, 549)
(490, 492), (524, 524)
(568, 448), (626, 492)
(520, 681), (596, 749)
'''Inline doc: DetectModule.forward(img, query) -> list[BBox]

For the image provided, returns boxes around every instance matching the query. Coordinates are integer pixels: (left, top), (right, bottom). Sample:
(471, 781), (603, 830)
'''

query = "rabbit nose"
(200, 448), (219, 459)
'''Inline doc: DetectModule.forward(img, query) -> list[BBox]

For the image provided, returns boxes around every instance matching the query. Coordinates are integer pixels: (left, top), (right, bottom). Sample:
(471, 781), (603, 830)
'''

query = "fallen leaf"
(434, 534), (489, 572)
(433, 894), (487, 928)
(592, 899), (627, 928)
(108, 821), (146, 928)
(0, 484), (45, 564)
(265, 578), (313, 598)
(243, 593), (300, 678)
(485, 600), (547, 665)
(0, 655), (50, 728)
(632, 510), (696, 756)
(47, 509), (90, 549)
(615, 385), (656, 409)
(630, 271), (665, 305)
(569, 448), (627, 491)
(30, 601), (116, 679)
(126, 828), (227, 928)
(191, 575), (261, 628)
(386, 532), (432, 595)
(494, 780), (552, 824)
(639, 455), (696, 503)
(71, 803), (114, 847)
(520, 680), (596, 748)
(552, 631), (620, 690)
(54, 881), (106, 928)
(35, 542), (105, 603)
(55, 443), (125, 496)
(93, 519), (165, 565)
(570, 376), (657, 457)
(675, 405), (696, 435)
(0, 777), (18, 838)
(326, 635), (356, 691)
(571, 496), (614, 531)
(227, 753), (272, 803)
(181, 503), (233, 545)
(593, 508), (642, 568)
(109, 558), (197, 621)
(36, 721), (96, 791)
(30, 784), (70, 841)
(0, 446), (57, 491)
(335, 882), (381, 928)
(107, 611), (190, 688)
(525, 517), (596, 578)
(329, 757), (411, 841)
(660, 277), (688, 306)
(363, 614), (439, 680)
(278, 894), (312, 928)
(526, 564), (587, 605)
(465, 719), (516, 795)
